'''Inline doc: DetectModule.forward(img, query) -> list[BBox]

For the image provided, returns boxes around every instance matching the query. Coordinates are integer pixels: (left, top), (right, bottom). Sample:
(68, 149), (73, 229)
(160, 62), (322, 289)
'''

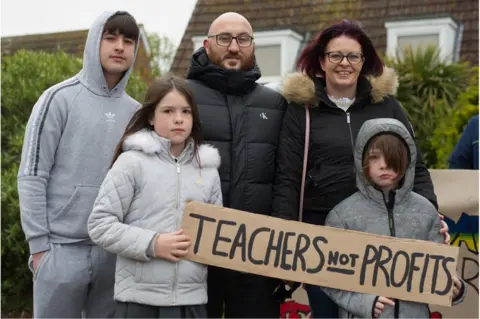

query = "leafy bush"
(1, 49), (147, 314)
(385, 45), (473, 167)
(431, 68), (479, 168)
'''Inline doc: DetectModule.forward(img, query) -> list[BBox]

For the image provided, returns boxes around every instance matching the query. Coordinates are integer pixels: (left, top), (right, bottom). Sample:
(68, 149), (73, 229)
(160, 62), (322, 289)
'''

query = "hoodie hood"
(123, 129), (221, 169)
(78, 11), (139, 98)
(280, 67), (399, 106)
(187, 47), (261, 95)
(354, 118), (416, 204)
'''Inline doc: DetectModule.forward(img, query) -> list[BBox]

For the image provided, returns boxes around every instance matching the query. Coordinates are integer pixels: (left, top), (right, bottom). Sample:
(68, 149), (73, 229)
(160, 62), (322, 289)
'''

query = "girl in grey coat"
(322, 118), (466, 318)
(87, 75), (222, 318)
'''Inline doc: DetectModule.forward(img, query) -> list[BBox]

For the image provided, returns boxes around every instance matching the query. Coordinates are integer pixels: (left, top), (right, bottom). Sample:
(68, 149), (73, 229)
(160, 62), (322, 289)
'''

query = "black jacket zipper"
(384, 191), (399, 319)
(346, 112), (355, 153)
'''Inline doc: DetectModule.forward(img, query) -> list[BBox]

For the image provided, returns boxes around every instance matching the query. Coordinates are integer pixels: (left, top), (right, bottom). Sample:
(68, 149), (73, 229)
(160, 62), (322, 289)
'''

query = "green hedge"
(1, 50), (147, 314)
(384, 45), (473, 167)
(431, 68), (479, 168)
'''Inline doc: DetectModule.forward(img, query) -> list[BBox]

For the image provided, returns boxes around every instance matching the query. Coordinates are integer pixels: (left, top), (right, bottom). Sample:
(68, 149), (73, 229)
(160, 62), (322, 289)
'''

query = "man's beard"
(210, 52), (255, 71)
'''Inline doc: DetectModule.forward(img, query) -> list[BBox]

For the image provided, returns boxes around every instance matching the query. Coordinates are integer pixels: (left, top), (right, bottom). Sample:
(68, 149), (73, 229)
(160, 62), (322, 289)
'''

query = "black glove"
(272, 281), (302, 303)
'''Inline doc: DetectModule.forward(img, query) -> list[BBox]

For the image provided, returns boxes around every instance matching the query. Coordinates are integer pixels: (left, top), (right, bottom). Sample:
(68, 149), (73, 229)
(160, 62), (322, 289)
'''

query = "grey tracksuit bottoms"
(29, 243), (116, 318)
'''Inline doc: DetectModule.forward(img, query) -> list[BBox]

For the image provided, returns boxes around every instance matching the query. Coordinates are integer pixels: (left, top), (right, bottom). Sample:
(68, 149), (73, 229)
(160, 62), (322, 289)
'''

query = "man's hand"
(438, 214), (451, 245)
(32, 251), (48, 272)
(154, 229), (191, 262)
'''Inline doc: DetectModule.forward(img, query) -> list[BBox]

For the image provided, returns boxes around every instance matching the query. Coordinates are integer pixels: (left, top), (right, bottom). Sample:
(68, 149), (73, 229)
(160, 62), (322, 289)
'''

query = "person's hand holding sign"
(373, 296), (395, 318)
(438, 214), (451, 245)
(154, 229), (191, 262)
(452, 276), (465, 301)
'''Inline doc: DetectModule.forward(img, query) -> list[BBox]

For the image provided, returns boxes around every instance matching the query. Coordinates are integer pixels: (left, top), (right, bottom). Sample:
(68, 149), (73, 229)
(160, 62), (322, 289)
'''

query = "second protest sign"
(181, 201), (460, 306)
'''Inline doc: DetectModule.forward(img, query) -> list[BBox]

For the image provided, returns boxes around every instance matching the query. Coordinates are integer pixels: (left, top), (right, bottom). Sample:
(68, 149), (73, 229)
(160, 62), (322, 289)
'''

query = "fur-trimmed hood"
(280, 67), (399, 106)
(123, 129), (221, 169)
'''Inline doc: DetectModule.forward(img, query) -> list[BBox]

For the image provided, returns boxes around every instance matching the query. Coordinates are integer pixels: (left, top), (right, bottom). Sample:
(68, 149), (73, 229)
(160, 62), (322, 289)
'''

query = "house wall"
(170, 0), (478, 77)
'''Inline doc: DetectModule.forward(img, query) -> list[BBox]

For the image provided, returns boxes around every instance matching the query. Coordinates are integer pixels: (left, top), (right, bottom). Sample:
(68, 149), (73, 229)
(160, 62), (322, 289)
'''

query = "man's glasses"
(324, 52), (364, 64)
(208, 33), (254, 47)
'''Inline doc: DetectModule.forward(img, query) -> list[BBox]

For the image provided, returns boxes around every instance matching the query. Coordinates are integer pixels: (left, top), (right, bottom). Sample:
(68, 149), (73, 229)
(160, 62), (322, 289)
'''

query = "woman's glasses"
(324, 52), (364, 64)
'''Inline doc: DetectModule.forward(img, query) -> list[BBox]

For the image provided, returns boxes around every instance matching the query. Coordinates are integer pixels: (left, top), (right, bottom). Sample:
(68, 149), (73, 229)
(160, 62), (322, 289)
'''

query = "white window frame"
(192, 29), (303, 83)
(384, 17), (460, 63)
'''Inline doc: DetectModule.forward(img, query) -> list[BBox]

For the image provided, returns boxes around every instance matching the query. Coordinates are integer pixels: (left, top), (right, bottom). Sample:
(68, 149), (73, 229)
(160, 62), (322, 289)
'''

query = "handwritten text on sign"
(181, 202), (460, 306)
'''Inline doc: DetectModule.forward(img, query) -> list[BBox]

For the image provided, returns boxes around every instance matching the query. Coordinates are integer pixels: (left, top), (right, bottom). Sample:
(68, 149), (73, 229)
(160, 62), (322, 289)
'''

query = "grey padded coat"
(88, 129), (222, 307)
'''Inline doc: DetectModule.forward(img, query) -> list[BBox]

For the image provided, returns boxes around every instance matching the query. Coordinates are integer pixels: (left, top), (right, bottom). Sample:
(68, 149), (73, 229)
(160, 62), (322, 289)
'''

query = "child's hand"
(438, 213), (451, 245)
(452, 276), (463, 299)
(373, 296), (395, 318)
(154, 229), (191, 262)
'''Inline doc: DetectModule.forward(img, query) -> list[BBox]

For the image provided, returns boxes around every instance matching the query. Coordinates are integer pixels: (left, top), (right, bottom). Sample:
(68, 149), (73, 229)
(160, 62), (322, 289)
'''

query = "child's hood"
(123, 129), (221, 169)
(354, 118), (417, 201)
(78, 11), (139, 98)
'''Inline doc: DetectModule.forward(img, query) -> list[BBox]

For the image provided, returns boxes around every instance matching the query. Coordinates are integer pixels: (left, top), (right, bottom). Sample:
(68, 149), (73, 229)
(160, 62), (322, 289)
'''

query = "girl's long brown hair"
(110, 74), (203, 167)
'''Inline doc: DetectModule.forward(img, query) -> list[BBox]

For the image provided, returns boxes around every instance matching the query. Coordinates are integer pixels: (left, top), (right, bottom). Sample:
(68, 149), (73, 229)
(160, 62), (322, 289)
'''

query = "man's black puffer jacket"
(187, 48), (287, 215)
(272, 67), (438, 226)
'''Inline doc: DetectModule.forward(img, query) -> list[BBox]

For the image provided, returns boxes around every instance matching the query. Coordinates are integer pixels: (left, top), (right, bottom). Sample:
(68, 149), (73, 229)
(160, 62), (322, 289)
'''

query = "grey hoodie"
(87, 129), (222, 306)
(17, 11), (140, 254)
(322, 118), (466, 318)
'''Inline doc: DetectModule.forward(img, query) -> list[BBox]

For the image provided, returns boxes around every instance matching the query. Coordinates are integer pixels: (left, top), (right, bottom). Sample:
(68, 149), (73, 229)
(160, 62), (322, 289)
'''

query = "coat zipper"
(346, 112), (355, 152)
(171, 160), (181, 305)
(346, 112), (357, 175)
(384, 191), (399, 318)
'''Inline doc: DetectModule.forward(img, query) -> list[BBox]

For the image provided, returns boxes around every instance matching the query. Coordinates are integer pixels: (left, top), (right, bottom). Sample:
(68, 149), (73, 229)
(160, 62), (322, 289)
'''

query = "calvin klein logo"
(260, 112), (268, 120)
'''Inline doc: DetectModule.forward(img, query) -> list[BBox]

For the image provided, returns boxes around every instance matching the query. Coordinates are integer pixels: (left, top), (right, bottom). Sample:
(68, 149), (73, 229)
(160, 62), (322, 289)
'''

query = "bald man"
(186, 12), (287, 318)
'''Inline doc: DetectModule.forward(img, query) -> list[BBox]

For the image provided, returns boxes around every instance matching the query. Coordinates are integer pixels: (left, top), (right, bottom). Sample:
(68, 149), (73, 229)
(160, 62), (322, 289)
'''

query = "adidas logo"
(105, 112), (116, 123)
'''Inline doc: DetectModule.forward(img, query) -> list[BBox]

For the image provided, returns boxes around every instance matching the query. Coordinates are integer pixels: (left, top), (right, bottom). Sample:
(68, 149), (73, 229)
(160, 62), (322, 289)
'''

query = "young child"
(322, 118), (466, 318)
(87, 75), (222, 318)
(18, 11), (140, 318)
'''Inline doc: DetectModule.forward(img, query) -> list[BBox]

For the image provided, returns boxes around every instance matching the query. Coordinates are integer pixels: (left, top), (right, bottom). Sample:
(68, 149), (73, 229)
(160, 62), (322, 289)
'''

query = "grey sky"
(1, 0), (197, 45)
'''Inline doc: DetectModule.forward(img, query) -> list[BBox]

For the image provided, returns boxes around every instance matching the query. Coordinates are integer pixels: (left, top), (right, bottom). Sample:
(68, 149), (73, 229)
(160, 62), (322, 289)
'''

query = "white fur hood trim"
(123, 129), (164, 154)
(195, 144), (221, 169)
(123, 129), (221, 169)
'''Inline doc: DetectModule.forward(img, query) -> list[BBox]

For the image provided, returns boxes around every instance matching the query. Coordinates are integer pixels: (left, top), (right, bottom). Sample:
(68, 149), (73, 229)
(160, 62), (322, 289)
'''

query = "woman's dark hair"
(110, 74), (203, 167)
(362, 134), (409, 185)
(103, 11), (139, 42)
(296, 19), (384, 79)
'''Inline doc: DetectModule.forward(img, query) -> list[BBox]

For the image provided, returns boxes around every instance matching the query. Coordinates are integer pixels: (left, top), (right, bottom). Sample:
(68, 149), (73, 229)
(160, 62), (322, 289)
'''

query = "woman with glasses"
(271, 20), (449, 318)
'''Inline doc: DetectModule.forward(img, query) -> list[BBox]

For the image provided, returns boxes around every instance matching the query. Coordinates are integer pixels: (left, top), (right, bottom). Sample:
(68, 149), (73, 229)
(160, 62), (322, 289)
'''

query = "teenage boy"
(18, 11), (140, 318)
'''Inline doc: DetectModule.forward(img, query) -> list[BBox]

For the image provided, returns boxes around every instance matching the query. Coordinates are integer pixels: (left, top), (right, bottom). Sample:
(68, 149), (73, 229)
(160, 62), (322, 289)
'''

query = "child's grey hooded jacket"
(322, 118), (466, 318)
(87, 129), (222, 306)
(17, 11), (140, 255)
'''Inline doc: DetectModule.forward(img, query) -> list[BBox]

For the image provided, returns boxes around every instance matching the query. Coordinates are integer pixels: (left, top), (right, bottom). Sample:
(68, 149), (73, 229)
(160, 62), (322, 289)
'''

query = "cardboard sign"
(182, 201), (460, 306)
(279, 169), (479, 319)
(429, 169), (479, 318)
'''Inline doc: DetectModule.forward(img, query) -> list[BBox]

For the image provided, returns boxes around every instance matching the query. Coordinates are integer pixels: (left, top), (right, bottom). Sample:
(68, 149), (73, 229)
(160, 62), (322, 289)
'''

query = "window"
(385, 17), (462, 62)
(255, 44), (281, 77)
(192, 29), (303, 83)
